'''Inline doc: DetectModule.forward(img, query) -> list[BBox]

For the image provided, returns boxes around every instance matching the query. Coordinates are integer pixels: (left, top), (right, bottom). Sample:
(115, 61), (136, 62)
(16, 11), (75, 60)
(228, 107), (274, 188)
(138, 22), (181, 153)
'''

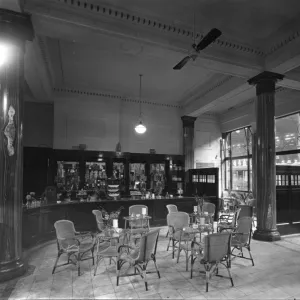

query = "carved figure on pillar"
(181, 116), (197, 171)
(248, 71), (284, 242)
(4, 106), (16, 156)
(0, 9), (34, 282)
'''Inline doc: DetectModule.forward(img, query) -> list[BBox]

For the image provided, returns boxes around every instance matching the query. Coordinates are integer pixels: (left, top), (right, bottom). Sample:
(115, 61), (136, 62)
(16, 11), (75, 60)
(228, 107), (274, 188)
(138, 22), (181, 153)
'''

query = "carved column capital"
(181, 116), (197, 128)
(248, 71), (284, 95)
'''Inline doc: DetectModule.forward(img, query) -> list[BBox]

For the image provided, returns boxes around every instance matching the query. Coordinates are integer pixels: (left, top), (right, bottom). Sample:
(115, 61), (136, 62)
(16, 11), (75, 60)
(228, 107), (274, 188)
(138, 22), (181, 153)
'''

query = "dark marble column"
(0, 9), (33, 282)
(181, 116), (197, 171)
(248, 71), (284, 242)
(251, 124), (257, 201)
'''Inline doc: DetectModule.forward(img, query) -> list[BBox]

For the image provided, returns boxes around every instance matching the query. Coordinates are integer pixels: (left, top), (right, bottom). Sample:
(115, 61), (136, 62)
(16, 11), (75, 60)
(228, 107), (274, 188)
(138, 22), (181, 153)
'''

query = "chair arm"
(218, 214), (231, 221)
(75, 231), (93, 237)
(117, 244), (135, 253)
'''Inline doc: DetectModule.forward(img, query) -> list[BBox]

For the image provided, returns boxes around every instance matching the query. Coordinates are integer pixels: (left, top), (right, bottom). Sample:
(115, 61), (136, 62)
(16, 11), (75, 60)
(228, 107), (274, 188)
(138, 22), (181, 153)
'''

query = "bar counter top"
(22, 196), (220, 249)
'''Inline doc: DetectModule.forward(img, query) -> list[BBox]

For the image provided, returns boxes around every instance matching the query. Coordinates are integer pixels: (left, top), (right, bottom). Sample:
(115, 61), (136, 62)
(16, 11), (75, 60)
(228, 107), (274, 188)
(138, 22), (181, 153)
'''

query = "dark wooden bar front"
(22, 197), (201, 249)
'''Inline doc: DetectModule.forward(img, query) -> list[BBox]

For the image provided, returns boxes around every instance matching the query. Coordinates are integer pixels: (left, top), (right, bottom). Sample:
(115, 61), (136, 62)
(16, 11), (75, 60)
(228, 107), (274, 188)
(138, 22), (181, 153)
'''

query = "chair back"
(92, 210), (105, 231)
(167, 212), (189, 240)
(54, 220), (77, 250)
(129, 205), (148, 215)
(167, 212), (189, 230)
(203, 202), (215, 215)
(166, 204), (178, 214)
(238, 205), (253, 219)
(236, 216), (252, 244)
(137, 229), (160, 263)
(129, 205), (148, 228)
(203, 232), (231, 263)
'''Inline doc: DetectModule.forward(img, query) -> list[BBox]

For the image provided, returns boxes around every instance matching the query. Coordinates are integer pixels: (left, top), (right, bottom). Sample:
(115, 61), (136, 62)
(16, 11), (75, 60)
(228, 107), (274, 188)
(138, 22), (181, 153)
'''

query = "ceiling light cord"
(139, 74), (142, 119)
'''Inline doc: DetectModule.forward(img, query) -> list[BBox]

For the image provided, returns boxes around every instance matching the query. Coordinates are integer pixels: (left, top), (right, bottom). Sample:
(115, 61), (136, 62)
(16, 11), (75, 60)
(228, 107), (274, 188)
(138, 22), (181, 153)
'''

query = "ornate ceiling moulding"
(275, 87), (287, 94)
(266, 30), (300, 56)
(55, 0), (264, 57)
(53, 87), (183, 109)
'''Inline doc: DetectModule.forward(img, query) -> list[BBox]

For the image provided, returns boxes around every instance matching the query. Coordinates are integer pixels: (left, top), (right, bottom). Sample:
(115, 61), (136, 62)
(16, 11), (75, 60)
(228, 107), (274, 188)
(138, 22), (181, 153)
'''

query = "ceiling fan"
(173, 27), (222, 70)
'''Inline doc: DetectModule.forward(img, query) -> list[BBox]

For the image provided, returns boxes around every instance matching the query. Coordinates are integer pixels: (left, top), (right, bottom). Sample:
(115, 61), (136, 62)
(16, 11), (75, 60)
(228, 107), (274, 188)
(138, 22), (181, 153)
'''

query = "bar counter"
(22, 196), (219, 249)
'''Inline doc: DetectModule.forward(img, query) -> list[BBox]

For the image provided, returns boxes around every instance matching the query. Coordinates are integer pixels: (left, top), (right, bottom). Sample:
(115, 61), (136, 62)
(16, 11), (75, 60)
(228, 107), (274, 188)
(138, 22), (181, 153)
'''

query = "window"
(276, 113), (300, 152)
(221, 112), (300, 192)
(221, 127), (252, 192)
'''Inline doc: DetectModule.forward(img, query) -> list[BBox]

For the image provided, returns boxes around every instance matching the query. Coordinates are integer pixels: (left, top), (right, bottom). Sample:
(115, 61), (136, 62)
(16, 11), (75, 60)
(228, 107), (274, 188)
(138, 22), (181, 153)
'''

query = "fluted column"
(181, 116), (197, 171)
(0, 9), (34, 282)
(248, 71), (284, 242)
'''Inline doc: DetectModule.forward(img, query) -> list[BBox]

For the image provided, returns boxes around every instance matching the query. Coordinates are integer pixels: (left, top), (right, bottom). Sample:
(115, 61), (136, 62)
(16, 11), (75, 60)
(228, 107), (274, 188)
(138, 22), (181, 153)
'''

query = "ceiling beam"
(184, 78), (255, 117)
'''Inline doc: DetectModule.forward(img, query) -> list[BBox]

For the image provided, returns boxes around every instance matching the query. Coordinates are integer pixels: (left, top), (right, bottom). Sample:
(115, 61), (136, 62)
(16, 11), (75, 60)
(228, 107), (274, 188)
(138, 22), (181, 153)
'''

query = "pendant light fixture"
(135, 74), (147, 134)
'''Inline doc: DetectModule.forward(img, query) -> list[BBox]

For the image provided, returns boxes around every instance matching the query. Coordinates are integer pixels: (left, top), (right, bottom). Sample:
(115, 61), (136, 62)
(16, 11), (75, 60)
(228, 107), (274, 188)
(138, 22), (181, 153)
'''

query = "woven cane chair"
(166, 204), (178, 213)
(116, 229), (160, 291)
(167, 212), (194, 266)
(128, 205), (150, 231)
(94, 237), (120, 276)
(231, 216), (254, 266)
(52, 220), (95, 276)
(165, 205), (178, 237)
(191, 232), (233, 292)
(217, 207), (241, 232)
(128, 205), (150, 243)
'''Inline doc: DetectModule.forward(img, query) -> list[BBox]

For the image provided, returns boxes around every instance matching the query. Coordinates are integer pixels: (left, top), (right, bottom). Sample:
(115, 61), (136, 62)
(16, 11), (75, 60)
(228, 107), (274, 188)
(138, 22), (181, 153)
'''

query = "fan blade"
(173, 56), (192, 70)
(196, 28), (222, 52)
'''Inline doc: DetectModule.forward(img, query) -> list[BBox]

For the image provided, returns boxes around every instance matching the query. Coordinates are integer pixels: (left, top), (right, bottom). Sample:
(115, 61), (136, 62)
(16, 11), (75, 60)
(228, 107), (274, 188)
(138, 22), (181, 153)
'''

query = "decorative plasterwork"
(53, 88), (183, 108)
(55, 0), (264, 57)
(266, 30), (300, 56)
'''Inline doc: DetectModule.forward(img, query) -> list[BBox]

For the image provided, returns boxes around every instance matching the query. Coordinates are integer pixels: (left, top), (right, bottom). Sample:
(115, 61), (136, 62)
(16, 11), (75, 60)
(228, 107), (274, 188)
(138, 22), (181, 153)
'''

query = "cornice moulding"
(53, 87), (183, 109)
(49, 0), (264, 57)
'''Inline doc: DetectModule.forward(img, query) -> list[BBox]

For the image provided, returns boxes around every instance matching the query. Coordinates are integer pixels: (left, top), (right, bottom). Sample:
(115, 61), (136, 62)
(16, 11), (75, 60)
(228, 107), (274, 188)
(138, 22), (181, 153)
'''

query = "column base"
(0, 259), (27, 283)
(253, 228), (281, 242)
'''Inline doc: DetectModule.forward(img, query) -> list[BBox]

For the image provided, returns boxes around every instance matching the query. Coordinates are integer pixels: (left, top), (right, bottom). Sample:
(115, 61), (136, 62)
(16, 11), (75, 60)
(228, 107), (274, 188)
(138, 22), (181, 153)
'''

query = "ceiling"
(49, 36), (216, 104)
(23, 0), (300, 116)
(98, 0), (300, 47)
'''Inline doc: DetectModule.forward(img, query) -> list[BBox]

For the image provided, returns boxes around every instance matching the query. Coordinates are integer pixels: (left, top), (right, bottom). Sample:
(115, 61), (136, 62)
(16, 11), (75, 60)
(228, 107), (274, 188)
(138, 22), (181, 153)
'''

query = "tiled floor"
(2, 228), (300, 299)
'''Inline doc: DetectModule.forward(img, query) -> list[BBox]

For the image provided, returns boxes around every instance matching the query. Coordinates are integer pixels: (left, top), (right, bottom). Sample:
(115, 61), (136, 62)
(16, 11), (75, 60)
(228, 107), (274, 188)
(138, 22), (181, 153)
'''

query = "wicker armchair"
(190, 232), (233, 292)
(165, 205), (178, 238)
(52, 220), (95, 276)
(128, 205), (150, 243)
(231, 216), (254, 266)
(166, 204), (178, 213)
(116, 229), (160, 291)
(166, 212), (194, 266)
(217, 207), (241, 232)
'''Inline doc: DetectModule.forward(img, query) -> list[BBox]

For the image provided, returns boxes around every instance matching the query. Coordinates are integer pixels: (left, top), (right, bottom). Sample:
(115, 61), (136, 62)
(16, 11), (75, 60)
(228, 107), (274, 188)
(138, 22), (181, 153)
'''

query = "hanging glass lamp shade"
(135, 120), (147, 134)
